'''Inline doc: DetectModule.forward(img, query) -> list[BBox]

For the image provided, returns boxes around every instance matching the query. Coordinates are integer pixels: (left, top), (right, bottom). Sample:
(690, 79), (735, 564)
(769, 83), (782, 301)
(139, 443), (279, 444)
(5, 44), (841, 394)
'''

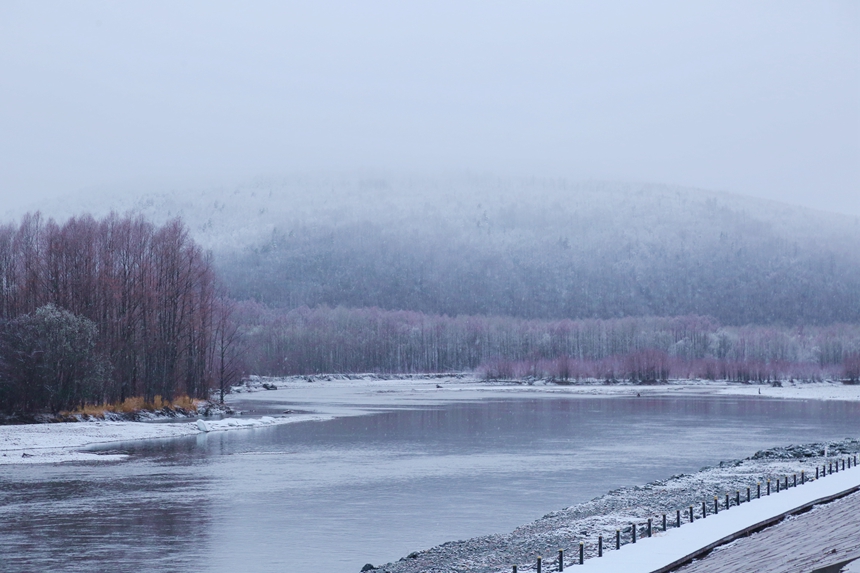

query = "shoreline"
(368, 438), (860, 573)
(3, 376), (860, 571)
(0, 409), (331, 465)
(2, 377), (860, 465)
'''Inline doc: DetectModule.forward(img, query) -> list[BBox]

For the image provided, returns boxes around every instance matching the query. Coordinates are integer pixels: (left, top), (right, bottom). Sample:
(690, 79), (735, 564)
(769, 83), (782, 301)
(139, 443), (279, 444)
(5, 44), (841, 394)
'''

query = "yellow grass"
(64, 395), (200, 418)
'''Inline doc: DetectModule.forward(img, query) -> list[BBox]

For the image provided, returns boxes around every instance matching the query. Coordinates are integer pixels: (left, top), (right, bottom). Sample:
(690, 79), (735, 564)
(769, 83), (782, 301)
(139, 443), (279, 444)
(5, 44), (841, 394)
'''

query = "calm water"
(2, 396), (860, 573)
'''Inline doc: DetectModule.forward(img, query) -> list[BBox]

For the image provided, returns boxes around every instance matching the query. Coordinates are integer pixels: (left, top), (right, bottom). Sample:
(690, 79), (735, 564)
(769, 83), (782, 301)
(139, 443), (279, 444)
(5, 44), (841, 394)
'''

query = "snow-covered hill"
(9, 174), (860, 325)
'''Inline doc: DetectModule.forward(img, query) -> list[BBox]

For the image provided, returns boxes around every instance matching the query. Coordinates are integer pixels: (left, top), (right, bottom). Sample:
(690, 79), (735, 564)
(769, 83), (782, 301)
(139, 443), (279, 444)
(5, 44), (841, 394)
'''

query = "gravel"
(366, 438), (860, 573)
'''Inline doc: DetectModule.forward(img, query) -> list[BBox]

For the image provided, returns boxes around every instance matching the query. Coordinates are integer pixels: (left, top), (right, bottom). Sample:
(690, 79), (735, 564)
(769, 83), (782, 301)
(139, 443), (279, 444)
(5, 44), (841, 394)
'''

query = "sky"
(0, 0), (858, 216)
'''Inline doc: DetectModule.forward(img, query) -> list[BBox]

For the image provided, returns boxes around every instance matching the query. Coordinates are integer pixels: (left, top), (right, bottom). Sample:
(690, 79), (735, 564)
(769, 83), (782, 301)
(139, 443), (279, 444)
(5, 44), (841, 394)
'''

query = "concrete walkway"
(577, 462), (860, 573)
(676, 489), (860, 573)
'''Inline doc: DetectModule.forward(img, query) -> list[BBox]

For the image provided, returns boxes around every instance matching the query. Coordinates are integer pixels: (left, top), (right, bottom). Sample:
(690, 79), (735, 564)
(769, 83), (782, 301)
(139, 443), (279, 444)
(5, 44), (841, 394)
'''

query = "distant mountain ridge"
(13, 175), (860, 325)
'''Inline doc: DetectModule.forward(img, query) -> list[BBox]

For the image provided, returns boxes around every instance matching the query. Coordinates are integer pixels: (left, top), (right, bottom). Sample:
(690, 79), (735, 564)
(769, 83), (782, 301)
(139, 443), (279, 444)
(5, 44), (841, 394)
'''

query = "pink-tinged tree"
(0, 212), (228, 413)
(213, 296), (245, 403)
(844, 352), (860, 383)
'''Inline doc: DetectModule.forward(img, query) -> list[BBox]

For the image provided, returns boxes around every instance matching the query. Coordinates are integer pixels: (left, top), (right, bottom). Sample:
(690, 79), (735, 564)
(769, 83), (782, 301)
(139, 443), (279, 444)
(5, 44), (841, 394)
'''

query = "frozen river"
(2, 393), (860, 572)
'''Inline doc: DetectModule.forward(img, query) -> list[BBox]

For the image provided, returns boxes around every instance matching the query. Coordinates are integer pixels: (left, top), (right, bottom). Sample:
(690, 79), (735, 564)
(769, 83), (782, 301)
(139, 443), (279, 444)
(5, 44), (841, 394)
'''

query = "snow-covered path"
(577, 463), (860, 572)
(676, 489), (860, 573)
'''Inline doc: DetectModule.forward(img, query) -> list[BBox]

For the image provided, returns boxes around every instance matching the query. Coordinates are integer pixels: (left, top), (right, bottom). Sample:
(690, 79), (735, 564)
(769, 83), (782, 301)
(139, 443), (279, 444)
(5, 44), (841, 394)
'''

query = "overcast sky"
(1, 1), (857, 216)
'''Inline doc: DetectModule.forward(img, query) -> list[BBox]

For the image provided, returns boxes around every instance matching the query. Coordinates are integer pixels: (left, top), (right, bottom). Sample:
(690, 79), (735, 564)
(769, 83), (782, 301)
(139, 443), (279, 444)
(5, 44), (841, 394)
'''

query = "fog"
(1, 1), (857, 216)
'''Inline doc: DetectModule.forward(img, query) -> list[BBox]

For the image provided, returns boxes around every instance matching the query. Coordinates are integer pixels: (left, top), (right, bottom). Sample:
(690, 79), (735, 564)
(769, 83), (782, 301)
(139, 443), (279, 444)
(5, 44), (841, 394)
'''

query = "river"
(2, 393), (860, 572)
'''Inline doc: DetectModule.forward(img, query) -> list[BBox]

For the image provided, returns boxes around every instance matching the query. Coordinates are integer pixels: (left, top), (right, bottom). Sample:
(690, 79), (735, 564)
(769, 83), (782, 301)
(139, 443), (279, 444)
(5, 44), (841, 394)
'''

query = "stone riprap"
(367, 439), (860, 573)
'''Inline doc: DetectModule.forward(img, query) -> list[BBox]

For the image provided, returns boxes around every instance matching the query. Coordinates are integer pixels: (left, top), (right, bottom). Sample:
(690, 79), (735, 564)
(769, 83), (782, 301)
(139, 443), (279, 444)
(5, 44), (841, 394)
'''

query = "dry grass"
(64, 395), (200, 418)
(171, 395), (197, 410)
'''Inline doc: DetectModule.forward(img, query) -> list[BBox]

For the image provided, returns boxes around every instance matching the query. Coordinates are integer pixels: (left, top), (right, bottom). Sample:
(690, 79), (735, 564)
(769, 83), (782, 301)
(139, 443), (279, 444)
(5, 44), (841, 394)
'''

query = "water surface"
(2, 395), (859, 572)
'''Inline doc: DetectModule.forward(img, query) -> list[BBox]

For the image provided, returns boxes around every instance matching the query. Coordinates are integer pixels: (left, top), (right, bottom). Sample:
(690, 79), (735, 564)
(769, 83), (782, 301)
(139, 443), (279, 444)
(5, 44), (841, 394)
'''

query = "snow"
(234, 375), (860, 408)
(0, 410), (326, 465)
(575, 465), (860, 573)
(3, 374), (860, 572)
(2, 376), (860, 467)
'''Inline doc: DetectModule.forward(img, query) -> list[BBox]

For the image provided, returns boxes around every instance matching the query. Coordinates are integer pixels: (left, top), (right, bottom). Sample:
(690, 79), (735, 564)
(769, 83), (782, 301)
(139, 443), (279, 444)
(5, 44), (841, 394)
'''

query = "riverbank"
(674, 486), (860, 573)
(234, 374), (860, 406)
(0, 410), (330, 465)
(2, 376), (859, 465)
(365, 438), (860, 573)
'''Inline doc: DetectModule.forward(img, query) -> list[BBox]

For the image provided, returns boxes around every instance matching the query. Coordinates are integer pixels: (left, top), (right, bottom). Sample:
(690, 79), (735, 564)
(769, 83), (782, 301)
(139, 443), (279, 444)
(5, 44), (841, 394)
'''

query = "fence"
(513, 454), (858, 572)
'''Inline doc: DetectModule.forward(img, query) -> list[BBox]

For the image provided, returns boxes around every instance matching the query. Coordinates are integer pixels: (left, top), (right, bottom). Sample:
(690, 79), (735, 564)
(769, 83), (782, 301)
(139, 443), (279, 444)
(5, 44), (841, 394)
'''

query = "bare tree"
(214, 296), (244, 404)
(0, 213), (224, 413)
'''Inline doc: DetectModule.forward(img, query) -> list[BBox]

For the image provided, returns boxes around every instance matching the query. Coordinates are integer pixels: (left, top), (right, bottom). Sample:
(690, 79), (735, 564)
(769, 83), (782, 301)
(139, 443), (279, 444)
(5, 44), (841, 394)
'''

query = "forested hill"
(26, 175), (860, 326)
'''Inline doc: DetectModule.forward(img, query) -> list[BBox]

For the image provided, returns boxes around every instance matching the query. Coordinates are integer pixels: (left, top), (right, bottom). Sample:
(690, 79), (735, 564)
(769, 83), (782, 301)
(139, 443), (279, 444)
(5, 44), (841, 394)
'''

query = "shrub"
(0, 305), (110, 414)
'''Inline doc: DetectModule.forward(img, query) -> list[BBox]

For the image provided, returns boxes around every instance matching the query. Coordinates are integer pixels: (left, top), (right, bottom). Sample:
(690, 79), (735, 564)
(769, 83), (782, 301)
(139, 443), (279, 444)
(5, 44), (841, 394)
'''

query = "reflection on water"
(2, 396), (860, 573)
(0, 462), (210, 572)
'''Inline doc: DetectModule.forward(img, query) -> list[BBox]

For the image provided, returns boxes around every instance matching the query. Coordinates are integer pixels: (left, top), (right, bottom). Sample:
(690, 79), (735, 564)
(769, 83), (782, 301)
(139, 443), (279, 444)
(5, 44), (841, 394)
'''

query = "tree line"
(235, 303), (860, 382)
(0, 213), (241, 414)
(4, 208), (860, 415)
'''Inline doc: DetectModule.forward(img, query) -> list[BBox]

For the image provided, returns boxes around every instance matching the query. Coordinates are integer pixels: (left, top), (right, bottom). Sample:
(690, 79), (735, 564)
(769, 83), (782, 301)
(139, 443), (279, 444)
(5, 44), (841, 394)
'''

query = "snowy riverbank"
(233, 374), (860, 406)
(2, 376), (860, 466)
(366, 439), (860, 573)
(0, 410), (329, 465)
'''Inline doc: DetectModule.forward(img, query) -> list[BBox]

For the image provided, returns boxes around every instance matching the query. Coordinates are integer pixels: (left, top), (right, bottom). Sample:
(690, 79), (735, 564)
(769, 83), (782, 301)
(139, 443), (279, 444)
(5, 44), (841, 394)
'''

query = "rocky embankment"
(365, 439), (860, 573)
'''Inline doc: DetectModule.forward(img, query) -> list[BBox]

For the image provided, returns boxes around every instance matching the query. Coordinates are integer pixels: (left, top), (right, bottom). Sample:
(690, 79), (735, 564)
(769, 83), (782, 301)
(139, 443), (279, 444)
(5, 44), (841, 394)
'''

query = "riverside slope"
(580, 463), (860, 573)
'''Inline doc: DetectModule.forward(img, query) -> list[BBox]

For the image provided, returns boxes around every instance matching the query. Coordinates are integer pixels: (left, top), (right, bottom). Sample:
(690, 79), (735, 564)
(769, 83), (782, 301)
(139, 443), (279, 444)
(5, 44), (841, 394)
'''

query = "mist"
(1, 1), (858, 215)
(3, 4), (860, 571)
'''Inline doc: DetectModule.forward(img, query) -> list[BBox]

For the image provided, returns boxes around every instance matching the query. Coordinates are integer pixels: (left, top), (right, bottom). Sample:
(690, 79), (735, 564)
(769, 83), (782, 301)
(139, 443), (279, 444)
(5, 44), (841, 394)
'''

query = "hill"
(18, 175), (860, 325)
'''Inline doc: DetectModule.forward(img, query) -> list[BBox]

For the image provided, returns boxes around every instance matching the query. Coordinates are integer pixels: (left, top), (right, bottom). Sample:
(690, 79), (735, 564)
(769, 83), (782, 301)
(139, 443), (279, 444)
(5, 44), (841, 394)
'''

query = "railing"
(513, 454), (858, 572)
